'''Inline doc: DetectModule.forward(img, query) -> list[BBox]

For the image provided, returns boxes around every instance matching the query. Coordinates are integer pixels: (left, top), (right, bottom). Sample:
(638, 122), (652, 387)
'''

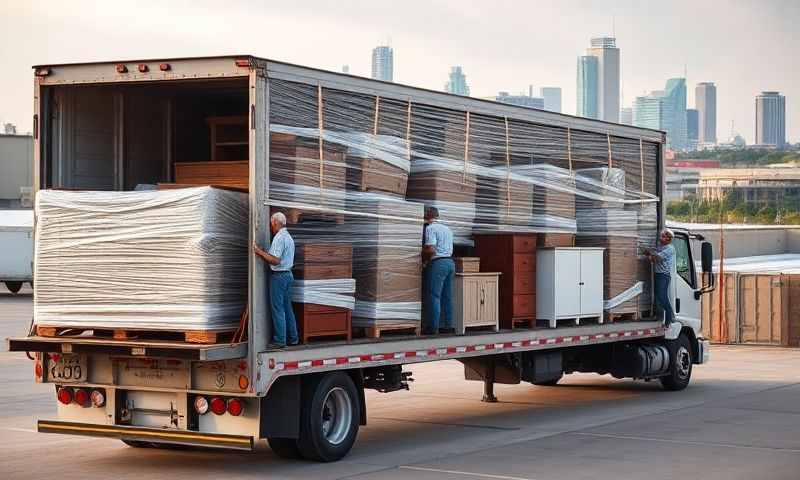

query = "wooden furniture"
(454, 257), (480, 273)
(174, 160), (249, 189)
(207, 116), (248, 161)
(536, 247), (604, 328)
(294, 303), (352, 343)
(454, 272), (500, 334)
(473, 233), (537, 329)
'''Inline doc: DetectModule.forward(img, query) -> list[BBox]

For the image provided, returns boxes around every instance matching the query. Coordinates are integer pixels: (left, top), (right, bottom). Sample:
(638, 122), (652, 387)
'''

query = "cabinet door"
(463, 278), (480, 325)
(554, 250), (581, 317)
(482, 278), (499, 326)
(579, 250), (604, 316)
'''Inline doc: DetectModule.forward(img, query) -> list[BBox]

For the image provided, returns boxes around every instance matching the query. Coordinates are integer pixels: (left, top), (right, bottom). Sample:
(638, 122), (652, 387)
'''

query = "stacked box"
(343, 132), (410, 197)
(474, 167), (534, 232)
(406, 166), (477, 246)
(344, 193), (423, 330)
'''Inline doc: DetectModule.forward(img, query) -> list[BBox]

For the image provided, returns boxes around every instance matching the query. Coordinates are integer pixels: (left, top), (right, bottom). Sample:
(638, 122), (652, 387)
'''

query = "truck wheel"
(297, 372), (360, 462)
(267, 437), (302, 459)
(660, 334), (693, 391)
(5, 281), (22, 294)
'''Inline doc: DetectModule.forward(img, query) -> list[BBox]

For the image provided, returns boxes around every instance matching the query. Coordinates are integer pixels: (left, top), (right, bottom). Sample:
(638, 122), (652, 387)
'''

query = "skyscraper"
(586, 37), (620, 122)
(539, 87), (562, 113)
(619, 107), (633, 125)
(444, 66), (470, 96)
(576, 55), (599, 119)
(633, 78), (688, 151)
(755, 91), (786, 147)
(686, 108), (699, 150)
(371, 45), (393, 82)
(695, 82), (717, 145)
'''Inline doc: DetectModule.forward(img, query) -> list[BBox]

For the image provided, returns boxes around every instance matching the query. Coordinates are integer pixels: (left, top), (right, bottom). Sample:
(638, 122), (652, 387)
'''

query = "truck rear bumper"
(38, 420), (254, 451)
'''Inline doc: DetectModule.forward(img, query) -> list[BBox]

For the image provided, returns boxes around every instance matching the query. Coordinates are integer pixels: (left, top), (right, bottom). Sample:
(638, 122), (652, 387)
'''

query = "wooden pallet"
(35, 325), (236, 344)
(511, 317), (536, 329)
(605, 311), (641, 323)
(353, 325), (420, 339)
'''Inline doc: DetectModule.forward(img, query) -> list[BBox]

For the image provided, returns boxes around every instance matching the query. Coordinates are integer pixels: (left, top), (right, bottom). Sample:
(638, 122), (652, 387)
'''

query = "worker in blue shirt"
(422, 206), (455, 335)
(645, 229), (676, 327)
(254, 212), (299, 348)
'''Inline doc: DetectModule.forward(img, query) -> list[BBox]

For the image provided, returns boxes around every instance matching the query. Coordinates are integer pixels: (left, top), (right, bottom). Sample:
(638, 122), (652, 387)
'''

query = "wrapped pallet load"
(33, 187), (248, 341)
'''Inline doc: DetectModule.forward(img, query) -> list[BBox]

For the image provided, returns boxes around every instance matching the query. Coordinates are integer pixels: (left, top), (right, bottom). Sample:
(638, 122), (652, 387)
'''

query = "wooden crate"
(536, 233), (575, 248)
(293, 243), (353, 280)
(270, 133), (347, 191)
(346, 157), (408, 196)
(454, 257), (480, 273)
(294, 303), (352, 343)
(174, 161), (249, 189)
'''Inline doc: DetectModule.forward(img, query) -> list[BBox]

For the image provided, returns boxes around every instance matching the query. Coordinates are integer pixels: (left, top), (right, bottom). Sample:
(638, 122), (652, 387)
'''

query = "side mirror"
(701, 241), (713, 273)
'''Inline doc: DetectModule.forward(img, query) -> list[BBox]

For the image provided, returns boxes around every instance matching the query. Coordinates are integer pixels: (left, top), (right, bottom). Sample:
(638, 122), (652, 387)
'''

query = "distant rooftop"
(590, 37), (616, 48)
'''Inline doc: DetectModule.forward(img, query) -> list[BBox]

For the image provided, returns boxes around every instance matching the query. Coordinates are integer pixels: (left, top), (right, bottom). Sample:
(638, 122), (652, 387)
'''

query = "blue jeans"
(270, 271), (299, 345)
(654, 273), (674, 326)
(423, 258), (455, 334)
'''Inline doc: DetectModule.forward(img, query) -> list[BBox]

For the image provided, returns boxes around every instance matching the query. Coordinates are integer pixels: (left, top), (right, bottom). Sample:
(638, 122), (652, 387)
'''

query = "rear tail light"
(57, 387), (72, 405)
(227, 398), (243, 416)
(238, 374), (249, 390)
(194, 396), (209, 415)
(209, 396), (226, 415)
(90, 389), (105, 407)
(74, 388), (90, 407)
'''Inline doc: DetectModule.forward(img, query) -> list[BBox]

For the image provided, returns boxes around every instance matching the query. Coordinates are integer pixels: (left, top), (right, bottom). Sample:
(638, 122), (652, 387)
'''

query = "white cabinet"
(536, 247), (604, 328)
(454, 272), (500, 334)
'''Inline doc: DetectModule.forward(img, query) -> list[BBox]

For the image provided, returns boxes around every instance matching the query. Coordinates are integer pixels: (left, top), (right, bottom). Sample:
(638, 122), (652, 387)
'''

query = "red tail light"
(57, 387), (72, 405)
(227, 398), (243, 416)
(209, 396), (226, 415)
(90, 389), (105, 407)
(74, 388), (89, 407)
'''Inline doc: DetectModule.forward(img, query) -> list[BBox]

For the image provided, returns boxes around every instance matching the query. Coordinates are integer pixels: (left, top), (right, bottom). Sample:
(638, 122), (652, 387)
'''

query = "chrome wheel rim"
(676, 346), (691, 380)
(321, 387), (352, 445)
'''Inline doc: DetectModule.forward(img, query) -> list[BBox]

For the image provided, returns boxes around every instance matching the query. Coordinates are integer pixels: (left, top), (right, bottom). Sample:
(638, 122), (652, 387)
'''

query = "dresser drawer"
(513, 253), (535, 272)
(512, 235), (537, 253)
(513, 272), (535, 294)
(512, 294), (535, 316)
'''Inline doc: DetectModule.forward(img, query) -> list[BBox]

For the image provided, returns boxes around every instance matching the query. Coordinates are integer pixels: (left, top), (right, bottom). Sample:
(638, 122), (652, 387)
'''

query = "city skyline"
(0, 1), (797, 144)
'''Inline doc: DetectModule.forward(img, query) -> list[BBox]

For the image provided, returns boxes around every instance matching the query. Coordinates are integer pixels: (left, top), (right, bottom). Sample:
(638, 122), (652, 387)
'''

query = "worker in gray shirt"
(254, 212), (299, 348)
(422, 206), (455, 335)
(645, 229), (676, 327)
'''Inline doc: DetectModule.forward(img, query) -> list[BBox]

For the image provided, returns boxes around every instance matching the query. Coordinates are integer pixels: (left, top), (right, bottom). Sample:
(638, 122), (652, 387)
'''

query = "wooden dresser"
(454, 272), (500, 334)
(474, 233), (537, 329)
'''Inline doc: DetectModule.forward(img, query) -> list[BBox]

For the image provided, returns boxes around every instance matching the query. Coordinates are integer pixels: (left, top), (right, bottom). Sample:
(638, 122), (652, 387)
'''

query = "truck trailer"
(9, 55), (714, 462)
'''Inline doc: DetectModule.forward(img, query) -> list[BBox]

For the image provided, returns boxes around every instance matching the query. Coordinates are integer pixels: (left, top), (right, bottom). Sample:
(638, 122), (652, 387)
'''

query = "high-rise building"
(586, 37), (620, 122)
(619, 107), (633, 125)
(444, 66), (470, 96)
(633, 78), (688, 151)
(755, 91), (786, 147)
(371, 45), (393, 82)
(686, 108), (699, 150)
(576, 55), (599, 119)
(495, 92), (544, 109)
(539, 87), (562, 113)
(695, 82), (717, 145)
(342, 65), (350, 74)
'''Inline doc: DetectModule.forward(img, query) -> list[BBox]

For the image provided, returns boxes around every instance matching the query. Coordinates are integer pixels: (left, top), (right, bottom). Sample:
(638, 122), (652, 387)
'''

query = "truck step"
(34, 325), (236, 344)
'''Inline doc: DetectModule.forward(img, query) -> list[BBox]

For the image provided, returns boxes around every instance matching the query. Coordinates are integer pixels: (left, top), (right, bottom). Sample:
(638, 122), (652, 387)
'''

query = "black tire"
(532, 375), (562, 386)
(660, 333), (693, 391)
(121, 439), (152, 448)
(5, 281), (22, 294)
(297, 372), (360, 462)
(268, 437), (303, 459)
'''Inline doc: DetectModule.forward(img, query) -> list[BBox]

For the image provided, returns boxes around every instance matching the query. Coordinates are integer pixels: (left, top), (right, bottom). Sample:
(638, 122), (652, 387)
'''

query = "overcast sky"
(1, 0), (798, 144)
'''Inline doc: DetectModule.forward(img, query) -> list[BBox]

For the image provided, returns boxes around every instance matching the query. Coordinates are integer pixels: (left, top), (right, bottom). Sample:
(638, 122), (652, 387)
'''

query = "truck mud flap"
(38, 420), (254, 451)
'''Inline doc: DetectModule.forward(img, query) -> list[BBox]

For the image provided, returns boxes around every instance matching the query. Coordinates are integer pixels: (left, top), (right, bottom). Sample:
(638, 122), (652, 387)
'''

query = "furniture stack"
(173, 115), (249, 189)
(474, 233), (537, 329)
(406, 165), (477, 246)
(344, 133), (410, 197)
(292, 244), (354, 343)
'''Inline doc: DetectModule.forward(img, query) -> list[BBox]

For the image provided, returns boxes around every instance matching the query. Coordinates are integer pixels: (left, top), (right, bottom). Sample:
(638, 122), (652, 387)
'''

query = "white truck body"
(9, 56), (713, 460)
(0, 209), (33, 291)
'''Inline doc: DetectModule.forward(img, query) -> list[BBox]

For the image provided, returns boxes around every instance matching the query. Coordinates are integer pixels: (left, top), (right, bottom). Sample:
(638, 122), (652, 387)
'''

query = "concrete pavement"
(2, 288), (799, 479)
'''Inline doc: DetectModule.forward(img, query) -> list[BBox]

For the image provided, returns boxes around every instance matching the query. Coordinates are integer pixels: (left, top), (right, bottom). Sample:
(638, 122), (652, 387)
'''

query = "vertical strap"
(317, 84), (324, 190)
(406, 101), (412, 160)
(606, 132), (612, 169)
(463, 111), (471, 182)
(373, 96), (380, 136)
(567, 127), (573, 173)
(639, 137), (645, 192)
(504, 116), (511, 214)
